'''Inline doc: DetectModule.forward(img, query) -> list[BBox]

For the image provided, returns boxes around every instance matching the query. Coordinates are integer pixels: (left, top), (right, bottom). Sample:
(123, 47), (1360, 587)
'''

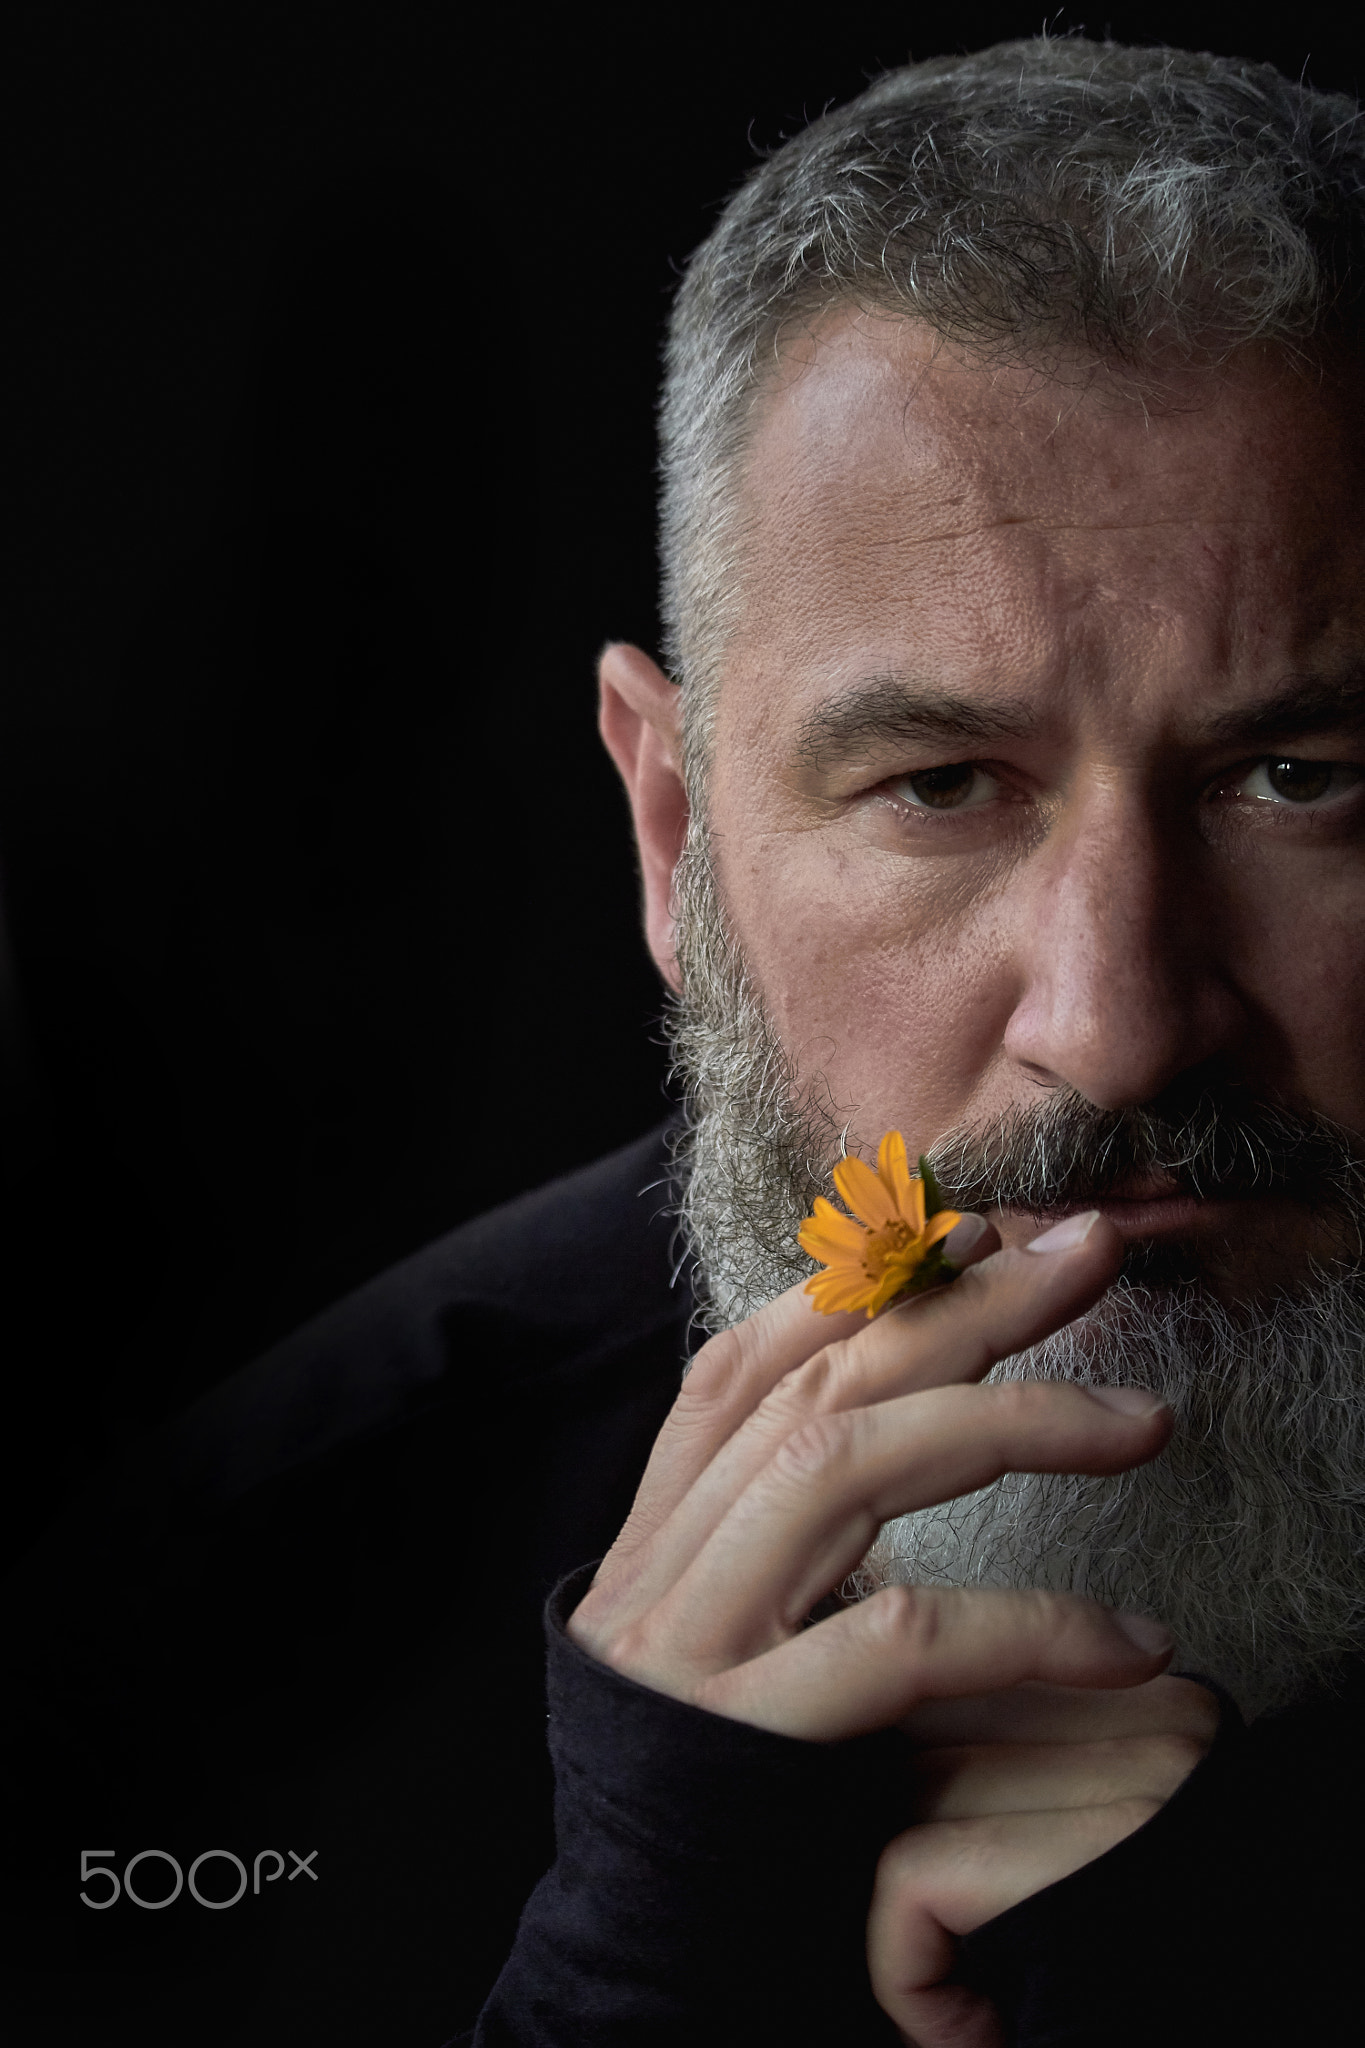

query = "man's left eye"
(888, 763), (1001, 811)
(1236, 758), (1364, 806)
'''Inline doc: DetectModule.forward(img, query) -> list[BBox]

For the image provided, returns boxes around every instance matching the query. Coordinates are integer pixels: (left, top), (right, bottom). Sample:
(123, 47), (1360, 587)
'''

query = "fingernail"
(1026, 1209), (1100, 1253)
(1085, 1385), (1169, 1418)
(1113, 1610), (1174, 1656)
(941, 1214), (989, 1263)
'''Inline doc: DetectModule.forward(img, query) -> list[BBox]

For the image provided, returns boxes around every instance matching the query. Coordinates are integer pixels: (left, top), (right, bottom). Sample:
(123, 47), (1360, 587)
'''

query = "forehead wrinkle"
(809, 508), (1285, 577)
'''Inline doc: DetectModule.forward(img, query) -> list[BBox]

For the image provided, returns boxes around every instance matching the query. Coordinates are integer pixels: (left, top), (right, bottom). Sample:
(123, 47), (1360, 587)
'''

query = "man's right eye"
(888, 763), (1001, 811)
(1234, 757), (1364, 807)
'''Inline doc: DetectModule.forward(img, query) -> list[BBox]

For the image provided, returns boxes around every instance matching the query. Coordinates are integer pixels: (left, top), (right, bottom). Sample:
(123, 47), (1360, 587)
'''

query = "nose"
(1001, 778), (1244, 1109)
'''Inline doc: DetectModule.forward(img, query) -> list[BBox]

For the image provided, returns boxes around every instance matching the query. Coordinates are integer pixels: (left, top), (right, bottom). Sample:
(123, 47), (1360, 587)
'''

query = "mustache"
(925, 1079), (1365, 1216)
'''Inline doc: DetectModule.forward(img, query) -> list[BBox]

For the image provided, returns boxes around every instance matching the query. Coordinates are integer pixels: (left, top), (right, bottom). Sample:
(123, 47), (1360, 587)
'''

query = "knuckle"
(758, 1345), (838, 1422)
(875, 1815), (983, 1907)
(860, 1581), (939, 1652)
(1018, 1586), (1082, 1642)
(771, 1408), (858, 1480)
(873, 1821), (938, 1891)
(985, 1377), (1053, 1430)
(675, 1327), (749, 1414)
(599, 1615), (664, 1680)
(759, 1334), (865, 1420)
(803, 1334), (860, 1397)
(1171, 1682), (1223, 1743)
(933, 1255), (999, 1322)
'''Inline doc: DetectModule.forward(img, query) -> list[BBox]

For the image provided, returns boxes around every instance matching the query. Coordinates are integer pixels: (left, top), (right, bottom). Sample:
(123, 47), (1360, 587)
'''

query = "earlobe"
(599, 644), (689, 991)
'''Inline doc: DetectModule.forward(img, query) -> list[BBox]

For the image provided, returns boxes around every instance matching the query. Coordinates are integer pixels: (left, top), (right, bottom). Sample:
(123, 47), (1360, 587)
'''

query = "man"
(467, 36), (1365, 2041)
(9, 34), (1365, 2047)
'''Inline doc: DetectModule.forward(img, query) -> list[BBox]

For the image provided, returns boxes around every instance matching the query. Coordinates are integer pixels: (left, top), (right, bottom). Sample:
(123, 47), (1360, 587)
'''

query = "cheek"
(722, 833), (1018, 1130)
(1235, 873), (1365, 1124)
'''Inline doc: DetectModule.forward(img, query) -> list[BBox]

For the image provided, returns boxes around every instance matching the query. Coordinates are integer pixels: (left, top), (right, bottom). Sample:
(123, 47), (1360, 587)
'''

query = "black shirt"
(3, 1124), (1361, 2045)
(479, 1576), (1365, 2045)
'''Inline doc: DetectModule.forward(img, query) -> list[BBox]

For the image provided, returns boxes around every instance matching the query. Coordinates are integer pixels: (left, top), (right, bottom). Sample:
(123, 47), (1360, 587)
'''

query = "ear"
(599, 643), (688, 991)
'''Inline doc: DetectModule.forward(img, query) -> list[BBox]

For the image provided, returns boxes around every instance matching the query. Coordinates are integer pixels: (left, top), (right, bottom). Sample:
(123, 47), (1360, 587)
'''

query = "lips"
(1087, 1190), (1209, 1239)
(1001, 1182), (1224, 1241)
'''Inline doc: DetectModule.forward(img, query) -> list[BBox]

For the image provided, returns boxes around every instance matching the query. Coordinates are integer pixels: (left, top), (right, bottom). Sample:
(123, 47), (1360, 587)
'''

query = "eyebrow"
(1198, 676), (1365, 748)
(795, 674), (1038, 768)
(794, 669), (1365, 771)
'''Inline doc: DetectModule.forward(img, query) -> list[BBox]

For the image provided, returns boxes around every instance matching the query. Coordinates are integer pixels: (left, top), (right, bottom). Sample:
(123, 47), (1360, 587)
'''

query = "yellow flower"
(798, 1130), (963, 1317)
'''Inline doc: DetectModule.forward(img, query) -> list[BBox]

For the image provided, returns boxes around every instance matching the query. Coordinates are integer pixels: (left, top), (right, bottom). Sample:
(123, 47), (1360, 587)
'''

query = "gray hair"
(658, 35), (1365, 790)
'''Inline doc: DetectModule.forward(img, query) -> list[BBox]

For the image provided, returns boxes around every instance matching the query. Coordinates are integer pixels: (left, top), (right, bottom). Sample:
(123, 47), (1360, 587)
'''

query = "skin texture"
(592, 315), (1365, 2040)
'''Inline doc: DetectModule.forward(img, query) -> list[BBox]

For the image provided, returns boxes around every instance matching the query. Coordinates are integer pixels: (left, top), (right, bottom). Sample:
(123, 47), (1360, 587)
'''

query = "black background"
(8, 1), (1365, 1566)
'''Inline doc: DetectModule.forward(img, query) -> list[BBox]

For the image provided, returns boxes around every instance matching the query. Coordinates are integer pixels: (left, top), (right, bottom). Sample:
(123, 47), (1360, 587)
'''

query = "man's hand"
(570, 1210), (1173, 1734)
(567, 1209), (1194, 2026)
(867, 1675), (1218, 2045)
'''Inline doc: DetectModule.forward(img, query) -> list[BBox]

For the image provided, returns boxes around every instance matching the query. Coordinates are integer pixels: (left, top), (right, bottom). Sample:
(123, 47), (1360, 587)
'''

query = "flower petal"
(801, 1135), (970, 1317)
(832, 1154), (900, 1230)
(799, 1238), (867, 1276)
(877, 1129), (916, 1212)
(864, 1261), (916, 1316)
(805, 1268), (878, 1314)
(799, 1197), (868, 1250)
(799, 1217), (868, 1274)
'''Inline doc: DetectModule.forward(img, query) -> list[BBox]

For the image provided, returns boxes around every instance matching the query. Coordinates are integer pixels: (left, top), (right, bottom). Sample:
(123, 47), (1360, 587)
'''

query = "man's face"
(706, 312), (1365, 1295)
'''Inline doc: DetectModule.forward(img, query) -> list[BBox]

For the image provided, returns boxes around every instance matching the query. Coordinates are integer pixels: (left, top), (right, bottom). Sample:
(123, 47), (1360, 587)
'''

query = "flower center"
(864, 1218), (917, 1275)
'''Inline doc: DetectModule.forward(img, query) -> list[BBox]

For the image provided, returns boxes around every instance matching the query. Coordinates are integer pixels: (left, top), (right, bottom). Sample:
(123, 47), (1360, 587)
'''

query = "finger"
(769, 1215), (1118, 1450)
(692, 1583), (1172, 1741)
(874, 1978), (1004, 2048)
(911, 1730), (1208, 1821)
(600, 1282), (869, 1563)
(923, 1209), (998, 1274)
(868, 1802), (1157, 2046)
(654, 1223), (1112, 1573)
(873, 1968), (1005, 2048)
(585, 1216), (1118, 1634)
(899, 1673), (1220, 1749)
(656, 1379), (1170, 1667)
(639, 1212), (999, 1519)
(574, 1216), (997, 1625)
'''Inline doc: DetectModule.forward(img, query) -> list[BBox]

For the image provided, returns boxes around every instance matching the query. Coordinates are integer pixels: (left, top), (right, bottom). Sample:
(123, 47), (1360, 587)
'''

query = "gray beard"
(666, 825), (1365, 1719)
